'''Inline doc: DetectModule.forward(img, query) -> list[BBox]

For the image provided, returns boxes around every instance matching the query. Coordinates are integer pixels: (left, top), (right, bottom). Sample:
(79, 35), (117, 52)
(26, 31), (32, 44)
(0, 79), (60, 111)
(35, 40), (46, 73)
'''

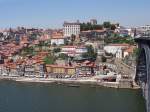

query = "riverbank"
(0, 76), (140, 89)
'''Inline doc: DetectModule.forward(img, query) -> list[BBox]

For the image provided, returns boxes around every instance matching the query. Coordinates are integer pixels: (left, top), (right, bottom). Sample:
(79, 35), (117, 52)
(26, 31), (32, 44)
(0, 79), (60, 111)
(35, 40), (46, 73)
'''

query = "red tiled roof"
(46, 64), (76, 69)
(124, 46), (136, 53)
(108, 44), (130, 46)
(62, 46), (77, 48)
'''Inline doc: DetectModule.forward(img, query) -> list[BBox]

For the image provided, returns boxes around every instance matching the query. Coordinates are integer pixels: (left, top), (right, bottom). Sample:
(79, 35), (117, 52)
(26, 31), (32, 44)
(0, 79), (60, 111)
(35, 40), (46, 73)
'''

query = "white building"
(139, 25), (150, 31)
(76, 46), (87, 54)
(115, 26), (132, 37)
(51, 37), (66, 45)
(63, 21), (80, 37)
(138, 25), (150, 36)
(97, 50), (105, 56)
(104, 44), (129, 59)
(61, 46), (87, 57)
(116, 49), (123, 59)
(51, 33), (66, 45)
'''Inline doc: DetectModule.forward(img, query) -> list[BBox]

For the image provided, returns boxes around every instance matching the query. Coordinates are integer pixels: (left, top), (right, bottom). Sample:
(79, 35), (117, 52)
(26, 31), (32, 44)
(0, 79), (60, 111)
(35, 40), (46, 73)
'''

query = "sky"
(0, 0), (149, 28)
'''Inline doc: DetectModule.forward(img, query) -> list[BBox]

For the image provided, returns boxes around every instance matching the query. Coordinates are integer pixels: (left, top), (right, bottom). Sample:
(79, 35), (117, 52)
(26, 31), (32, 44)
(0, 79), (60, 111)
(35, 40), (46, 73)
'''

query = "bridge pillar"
(136, 42), (150, 112)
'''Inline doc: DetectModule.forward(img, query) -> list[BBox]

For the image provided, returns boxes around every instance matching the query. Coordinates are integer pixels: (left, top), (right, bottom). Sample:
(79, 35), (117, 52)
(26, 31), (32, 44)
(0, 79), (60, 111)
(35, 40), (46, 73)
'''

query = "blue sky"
(0, 0), (149, 28)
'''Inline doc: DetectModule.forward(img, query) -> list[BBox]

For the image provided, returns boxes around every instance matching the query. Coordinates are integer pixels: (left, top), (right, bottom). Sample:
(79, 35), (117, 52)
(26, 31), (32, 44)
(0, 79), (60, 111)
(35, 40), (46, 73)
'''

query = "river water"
(0, 80), (146, 112)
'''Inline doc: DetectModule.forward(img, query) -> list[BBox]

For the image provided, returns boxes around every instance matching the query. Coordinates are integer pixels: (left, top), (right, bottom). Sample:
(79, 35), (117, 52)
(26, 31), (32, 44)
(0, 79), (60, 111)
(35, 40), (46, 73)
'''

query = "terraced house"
(46, 65), (76, 78)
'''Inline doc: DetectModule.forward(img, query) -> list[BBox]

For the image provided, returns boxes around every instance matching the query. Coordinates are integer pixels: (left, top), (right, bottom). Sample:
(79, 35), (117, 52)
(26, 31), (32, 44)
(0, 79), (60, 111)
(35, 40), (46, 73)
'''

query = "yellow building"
(66, 67), (76, 75)
(53, 67), (65, 74)
(46, 65), (76, 76)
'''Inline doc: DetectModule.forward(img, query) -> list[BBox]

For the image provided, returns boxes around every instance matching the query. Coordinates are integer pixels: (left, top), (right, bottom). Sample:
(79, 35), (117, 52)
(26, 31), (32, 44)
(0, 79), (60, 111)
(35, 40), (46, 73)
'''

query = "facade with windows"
(138, 25), (150, 36)
(140, 25), (150, 31)
(104, 44), (130, 59)
(61, 46), (87, 57)
(63, 22), (80, 37)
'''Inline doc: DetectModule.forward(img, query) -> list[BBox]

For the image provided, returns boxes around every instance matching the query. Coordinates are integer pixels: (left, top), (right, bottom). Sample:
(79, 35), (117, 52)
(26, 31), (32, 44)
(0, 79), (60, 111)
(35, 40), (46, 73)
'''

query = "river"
(0, 80), (146, 112)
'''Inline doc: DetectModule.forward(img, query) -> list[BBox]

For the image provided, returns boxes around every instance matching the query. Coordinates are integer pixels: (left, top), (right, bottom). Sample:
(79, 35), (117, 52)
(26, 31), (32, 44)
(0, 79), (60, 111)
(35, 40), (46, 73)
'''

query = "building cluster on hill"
(0, 19), (146, 82)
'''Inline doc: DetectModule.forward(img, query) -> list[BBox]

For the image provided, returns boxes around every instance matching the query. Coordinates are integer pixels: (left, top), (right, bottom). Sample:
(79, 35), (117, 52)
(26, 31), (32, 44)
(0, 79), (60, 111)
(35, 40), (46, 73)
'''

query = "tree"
(133, 48), (140, 59)
(93, 25), (103, 30)
(53, 48), (61, 53)
(44, 55), (55, 64)
(22, 47), (35, 56)
(71, 34), (76, 43)
(38, 41), (44, 51)
(103, 22), (111, 28)
(82, 45), (97, 60)
(104, 36), (135, 45)
(80, 23), (103, 31)
(0, 33), (3, 37)
(101, 56), (107, 62)
(58, 53), (68, 60)
(64, 40), (69, 45)
(29, 33), (37, 41)
(110, 24), (116, 30)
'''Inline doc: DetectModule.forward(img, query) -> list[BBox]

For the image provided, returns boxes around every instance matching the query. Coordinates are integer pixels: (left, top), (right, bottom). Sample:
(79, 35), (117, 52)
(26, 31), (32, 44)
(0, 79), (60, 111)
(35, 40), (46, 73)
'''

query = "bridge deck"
(135, 37), (150, 42)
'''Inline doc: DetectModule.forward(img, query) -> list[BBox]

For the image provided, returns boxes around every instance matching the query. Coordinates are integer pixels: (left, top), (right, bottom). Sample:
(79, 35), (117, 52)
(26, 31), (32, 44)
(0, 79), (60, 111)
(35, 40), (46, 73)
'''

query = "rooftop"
(81, 29), (106, 33)
(124, 46), (136, 53)
(51, 33), (64, 39)
(135, 36), (150, 42)
(46, 64), (76, 69)
(63, 22), (80, 26)
(107, 44), (130, 47)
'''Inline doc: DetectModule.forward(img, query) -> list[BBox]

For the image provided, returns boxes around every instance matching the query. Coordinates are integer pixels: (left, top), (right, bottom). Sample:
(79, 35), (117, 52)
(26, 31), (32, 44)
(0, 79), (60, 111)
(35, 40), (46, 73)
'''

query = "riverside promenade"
(0, 75), (137, 89)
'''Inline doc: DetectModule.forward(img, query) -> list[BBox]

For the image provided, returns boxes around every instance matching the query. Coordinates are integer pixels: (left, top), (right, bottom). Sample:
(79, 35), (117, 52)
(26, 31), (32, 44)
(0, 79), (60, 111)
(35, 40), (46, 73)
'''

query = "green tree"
(103, 21), (111, 28)
(110, 24), (116, 30)
(0, 33), (3, 37)
(101, 56), (107, 62)
(82, 45), (97, 60)
(22, 47), (35, 56)
(44, 55), (55, 64)
(80, 23), (103, 31)
(53, 48), (61, 53)
(93, 25), (103, 30)
(133, 48), (140, 58)
(64, 40), (69, 45)
(38, 41), (45, 51)
(58, 53), (68, 60)
(71, 34), (76, 43)
(105, 36), (135, 45)
(29, 33), (37, 41)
